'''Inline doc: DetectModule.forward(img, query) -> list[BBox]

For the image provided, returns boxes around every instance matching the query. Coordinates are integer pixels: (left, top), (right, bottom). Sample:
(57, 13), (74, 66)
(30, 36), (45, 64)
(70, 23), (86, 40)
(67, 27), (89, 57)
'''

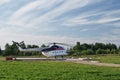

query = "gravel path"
(66, 59), (120, 67)
(75, 61), (120, 67)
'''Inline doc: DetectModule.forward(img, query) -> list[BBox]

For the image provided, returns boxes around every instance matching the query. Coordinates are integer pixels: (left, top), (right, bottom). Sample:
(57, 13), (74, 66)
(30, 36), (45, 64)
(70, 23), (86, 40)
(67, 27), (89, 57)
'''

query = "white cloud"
(10, 0), (90, 27)
(8, 0), (94, 35)
(30, 0), (89, 24)
(9, 0), (105, 28)
(80, 29), (91, 32)
(10, 0), (62, 26)
(96, 10), (120, 24)
(11, 0), (46, 20)
(63, 9), (120, 26)
(97, 18), (120, 24)
(0, 0), (11, 5)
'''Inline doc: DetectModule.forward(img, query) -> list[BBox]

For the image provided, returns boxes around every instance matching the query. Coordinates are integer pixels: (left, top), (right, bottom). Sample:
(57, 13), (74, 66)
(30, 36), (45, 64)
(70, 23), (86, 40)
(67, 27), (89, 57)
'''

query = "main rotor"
(46, 42), (73, 48)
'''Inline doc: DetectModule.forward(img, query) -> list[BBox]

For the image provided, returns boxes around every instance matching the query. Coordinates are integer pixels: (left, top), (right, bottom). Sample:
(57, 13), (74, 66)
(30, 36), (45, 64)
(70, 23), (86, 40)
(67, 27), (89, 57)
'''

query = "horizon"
(1, 41), (120, 50)
(0, 0), (120, 49)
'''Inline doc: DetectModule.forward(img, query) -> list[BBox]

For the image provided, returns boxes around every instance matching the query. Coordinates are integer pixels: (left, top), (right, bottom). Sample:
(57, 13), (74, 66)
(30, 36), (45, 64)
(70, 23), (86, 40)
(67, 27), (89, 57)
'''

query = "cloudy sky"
(0, 0), (120, 49)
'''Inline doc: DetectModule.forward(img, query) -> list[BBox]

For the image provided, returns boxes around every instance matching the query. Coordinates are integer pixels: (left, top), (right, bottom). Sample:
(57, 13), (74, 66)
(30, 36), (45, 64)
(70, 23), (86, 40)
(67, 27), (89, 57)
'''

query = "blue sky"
(0, 0), (120, 49)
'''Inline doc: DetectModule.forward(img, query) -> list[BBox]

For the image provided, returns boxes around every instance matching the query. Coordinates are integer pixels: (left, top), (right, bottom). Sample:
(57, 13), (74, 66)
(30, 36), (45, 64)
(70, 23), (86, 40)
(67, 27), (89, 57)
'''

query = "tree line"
(69, 42), (120, 56)
(0, 42), (120, 56)
(0, 42), (42, 56)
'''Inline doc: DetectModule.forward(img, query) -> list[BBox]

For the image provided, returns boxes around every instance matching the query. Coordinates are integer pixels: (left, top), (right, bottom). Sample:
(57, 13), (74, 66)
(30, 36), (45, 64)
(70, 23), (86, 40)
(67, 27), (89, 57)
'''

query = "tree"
(111, 49), (117, 54)
(94, 43), (105, 50)
(81, 43), (91, 50)
(73, 42), (81, 51)
(32, 45), (39, 48)
(0, 47), (2, 55)
(96, 49), (105, 54)
(111, 44), (117, 50)
(4, 43), (11, 56)
(3, 43), (19, 56)
(105, 49), (111, 54)
(41, 44), (46, 47)
(19, 42), (26, 49)
(68, 48), (75, 56)
(27, 44), (39, 48)
(11, 43), (19, 55)
(81, 49), (94, 55)
(105, 43), (117, 51)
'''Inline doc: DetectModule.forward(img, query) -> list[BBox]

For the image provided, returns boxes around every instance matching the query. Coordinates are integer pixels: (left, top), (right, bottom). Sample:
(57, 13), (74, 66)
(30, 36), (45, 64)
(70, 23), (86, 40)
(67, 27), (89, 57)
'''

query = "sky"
(0, 0), (120, 49)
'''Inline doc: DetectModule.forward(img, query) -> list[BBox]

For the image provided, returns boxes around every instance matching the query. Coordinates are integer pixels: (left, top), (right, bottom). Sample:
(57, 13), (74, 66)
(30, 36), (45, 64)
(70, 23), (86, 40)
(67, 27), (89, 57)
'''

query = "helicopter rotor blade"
(46, 42), (73, 48)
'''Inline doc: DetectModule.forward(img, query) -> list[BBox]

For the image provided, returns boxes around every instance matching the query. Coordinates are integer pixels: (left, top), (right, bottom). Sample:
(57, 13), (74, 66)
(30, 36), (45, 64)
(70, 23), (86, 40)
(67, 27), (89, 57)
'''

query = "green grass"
(0, 55), (120, 80)
(0, 56), (5, 61)
(0, 61), (120, 80)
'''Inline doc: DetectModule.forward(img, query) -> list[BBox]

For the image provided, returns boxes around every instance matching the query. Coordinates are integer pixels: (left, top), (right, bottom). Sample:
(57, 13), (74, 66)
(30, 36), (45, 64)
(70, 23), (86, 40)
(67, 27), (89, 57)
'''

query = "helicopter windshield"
(41, 45), (64, 52)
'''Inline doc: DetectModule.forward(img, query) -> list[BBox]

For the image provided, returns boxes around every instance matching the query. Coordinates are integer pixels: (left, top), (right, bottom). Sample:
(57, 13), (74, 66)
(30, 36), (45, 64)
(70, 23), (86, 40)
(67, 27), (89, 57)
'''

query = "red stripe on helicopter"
(55, 47), (64, 50)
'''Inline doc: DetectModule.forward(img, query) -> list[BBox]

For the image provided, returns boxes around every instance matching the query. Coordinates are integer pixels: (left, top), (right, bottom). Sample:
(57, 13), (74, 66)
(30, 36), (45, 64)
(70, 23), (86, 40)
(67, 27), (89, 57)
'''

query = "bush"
(96, 49), (105, 54)
(111, 49), (118, 54)
(81, 49), (94, 55)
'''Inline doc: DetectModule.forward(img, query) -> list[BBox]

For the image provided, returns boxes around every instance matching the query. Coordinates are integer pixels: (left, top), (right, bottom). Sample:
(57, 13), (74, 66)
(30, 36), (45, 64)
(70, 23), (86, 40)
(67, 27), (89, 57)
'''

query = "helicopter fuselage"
(41, 45), (67, 57)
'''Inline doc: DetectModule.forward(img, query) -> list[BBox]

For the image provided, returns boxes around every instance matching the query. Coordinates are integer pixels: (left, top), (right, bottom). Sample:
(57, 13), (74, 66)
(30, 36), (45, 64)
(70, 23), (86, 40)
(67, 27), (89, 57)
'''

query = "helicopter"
(12, 41), (69, 58)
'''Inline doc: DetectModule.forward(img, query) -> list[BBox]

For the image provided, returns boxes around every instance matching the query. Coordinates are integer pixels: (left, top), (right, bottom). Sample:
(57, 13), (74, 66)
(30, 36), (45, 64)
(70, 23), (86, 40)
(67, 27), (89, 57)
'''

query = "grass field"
(0, 61), (120, 80)
(0, 56), (4, 61)
(0, 55), (120, 80)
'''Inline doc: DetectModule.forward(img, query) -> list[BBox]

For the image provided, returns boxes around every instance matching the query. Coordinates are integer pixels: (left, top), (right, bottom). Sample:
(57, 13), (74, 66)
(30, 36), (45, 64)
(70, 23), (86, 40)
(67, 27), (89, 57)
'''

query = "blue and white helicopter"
(12, 41), (70, 58)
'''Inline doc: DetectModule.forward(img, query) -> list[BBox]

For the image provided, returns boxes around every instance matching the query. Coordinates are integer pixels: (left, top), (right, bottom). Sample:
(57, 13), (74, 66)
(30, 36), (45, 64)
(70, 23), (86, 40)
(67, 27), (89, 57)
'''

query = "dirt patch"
(67, 60), (120, 67)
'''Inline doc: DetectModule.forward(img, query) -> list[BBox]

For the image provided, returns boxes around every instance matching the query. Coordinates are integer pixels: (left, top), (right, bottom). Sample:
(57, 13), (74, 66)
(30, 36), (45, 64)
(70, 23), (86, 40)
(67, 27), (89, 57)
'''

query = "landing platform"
(13, 58), (66, 61)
